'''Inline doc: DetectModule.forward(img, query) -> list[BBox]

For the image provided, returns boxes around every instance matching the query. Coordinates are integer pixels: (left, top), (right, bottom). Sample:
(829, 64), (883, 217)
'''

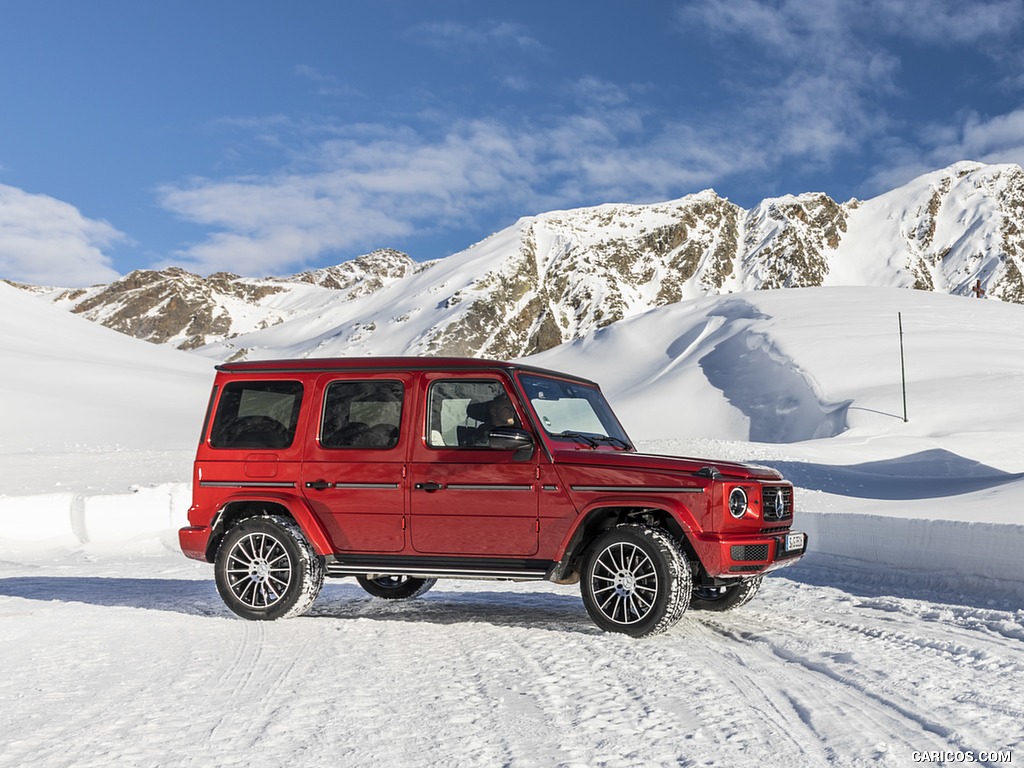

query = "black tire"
(356, 574), (437, 599)
(580, 524), (691, 637)
(215, 515), (324, 620)
(690, 577), (763, 611)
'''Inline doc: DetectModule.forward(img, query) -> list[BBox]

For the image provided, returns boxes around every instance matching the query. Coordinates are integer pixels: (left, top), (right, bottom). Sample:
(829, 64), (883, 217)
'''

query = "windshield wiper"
(557, 432), (631, 450)
(593, 435), (632, 449)
(557, 431), (601, 448)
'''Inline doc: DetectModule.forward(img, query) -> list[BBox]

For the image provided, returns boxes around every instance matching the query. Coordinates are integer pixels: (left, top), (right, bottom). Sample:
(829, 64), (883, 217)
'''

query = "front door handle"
(305, 480), (333, 491)
(414, 481), (444, 492)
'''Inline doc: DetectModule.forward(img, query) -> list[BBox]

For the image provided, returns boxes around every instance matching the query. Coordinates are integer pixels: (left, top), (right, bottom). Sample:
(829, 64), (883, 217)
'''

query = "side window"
(321, 380), (404, 450)
(209, 381), (304, 449)
(426, 380), (519, 448)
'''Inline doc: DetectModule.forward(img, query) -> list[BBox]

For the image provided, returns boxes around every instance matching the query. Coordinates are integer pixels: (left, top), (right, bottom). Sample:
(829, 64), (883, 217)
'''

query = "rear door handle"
(305, 480), (333, 490)
(414, 481), (444, 492)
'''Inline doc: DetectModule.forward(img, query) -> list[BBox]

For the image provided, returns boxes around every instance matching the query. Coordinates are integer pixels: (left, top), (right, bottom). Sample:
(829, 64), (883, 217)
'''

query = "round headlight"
(728, 487), (748, 518)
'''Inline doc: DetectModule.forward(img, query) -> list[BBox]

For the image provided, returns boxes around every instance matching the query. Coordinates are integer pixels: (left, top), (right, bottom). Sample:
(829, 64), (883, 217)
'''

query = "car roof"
(214, 356), (599, 386)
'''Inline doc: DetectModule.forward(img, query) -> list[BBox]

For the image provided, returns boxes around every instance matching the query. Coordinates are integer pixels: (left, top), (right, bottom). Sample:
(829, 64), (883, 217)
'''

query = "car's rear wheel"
(215, 515), (324, 620)
(580, 524), (691, 637)
(690, 577), (763, 611)
(356, 574), (437, 599)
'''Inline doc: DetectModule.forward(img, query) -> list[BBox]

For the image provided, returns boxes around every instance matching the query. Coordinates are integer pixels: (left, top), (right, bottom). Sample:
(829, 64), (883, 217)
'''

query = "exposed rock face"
(11, 162), (1024, 361)
(989, 167), (1024, 304)
(875, 162), (1024, 303)
(741, 193), (848, 290)
(286, 248), (427, 295)
(417, 194), (748, 359)
(33, 250), (419, 350)
(44, 267), (284, 349)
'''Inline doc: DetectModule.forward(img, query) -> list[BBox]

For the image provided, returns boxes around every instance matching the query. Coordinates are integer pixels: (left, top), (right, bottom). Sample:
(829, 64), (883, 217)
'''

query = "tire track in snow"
(699, 618), (955, 762)
(417, 625), (523, 767)
(202, 619), (329, 762)
(304, 587), (564, 767)
(434, 616), (820, 767)
(650, 620), (835, 765)
(209, 619), (264, 696)
(767, 580), (1024, 745)
(691, 575), (1024, 766)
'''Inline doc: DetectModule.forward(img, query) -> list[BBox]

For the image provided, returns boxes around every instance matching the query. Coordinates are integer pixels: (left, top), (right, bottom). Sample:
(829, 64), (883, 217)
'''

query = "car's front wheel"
(580, 524), (691, 637)
(356, 574), (437, 599)
(215, 515), (324, 620)
(690, 576), (763, 611)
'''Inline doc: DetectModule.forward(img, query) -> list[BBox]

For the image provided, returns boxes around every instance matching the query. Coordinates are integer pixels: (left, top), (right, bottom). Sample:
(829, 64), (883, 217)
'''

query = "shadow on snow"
(1, 568), (1016, 628)
(762, 448), (1024, 500)
(0, 576), (595, 631)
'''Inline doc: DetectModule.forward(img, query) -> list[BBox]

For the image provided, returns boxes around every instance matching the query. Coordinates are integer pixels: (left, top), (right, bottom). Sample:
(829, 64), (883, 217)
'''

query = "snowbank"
(3, 481), (1022, 599)
(800, 511), (1024, 598)
(0, 483), (190, 548)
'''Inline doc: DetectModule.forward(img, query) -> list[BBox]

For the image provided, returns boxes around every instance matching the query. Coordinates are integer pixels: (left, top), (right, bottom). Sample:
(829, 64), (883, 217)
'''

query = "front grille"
(761, 525), (790, 534)
(729, 565), (763, 573)
(731, 544), (769, 562)
(762, 486), (793, 521)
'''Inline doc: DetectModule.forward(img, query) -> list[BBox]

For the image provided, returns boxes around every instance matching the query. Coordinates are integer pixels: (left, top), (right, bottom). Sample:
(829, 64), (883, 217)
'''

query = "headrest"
(466, 399), (492, 422)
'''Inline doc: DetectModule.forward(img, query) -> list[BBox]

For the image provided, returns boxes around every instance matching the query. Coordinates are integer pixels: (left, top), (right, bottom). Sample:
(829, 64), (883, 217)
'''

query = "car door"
(408, 372), (539, 557)
(300, 373), (412, 553)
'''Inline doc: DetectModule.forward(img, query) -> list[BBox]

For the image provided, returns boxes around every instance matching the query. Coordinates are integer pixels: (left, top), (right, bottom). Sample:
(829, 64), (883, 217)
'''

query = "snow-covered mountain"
(11, 161), (1024, 361)
(13, 248), (426, 351)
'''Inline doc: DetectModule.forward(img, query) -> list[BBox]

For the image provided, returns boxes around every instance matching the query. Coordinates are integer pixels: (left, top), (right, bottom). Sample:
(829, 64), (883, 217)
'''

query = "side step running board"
(325, 562), (549, 581)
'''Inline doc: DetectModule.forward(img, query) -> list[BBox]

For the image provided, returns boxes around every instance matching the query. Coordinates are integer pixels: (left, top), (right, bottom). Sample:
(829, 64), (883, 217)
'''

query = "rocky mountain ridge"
(12, 249), (426, 350)
(9, 161), (1024, 360)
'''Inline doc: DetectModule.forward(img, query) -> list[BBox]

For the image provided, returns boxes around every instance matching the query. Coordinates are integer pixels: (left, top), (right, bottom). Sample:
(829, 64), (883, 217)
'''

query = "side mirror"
(488, 427), (535, 460)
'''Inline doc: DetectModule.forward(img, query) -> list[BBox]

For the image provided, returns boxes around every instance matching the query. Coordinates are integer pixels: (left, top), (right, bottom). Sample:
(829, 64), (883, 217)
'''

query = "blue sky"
(2, 0), (1024, 286)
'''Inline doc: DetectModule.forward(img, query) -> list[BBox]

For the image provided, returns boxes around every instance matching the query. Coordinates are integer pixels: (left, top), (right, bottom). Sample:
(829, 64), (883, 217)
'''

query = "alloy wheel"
(224, 531), (294, 609)
(589, 541), (659, 625)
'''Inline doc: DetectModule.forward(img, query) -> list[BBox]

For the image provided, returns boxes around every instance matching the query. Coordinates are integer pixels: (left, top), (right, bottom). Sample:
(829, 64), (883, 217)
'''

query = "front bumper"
(693, 530), (808, 576)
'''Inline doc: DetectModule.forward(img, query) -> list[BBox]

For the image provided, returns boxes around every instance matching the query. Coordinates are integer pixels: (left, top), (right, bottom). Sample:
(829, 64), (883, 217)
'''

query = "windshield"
(518, 373), (633, 449)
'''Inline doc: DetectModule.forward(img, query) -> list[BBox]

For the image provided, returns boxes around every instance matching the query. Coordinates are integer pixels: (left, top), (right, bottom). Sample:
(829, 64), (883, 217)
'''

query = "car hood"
(551, 449), (783, 481)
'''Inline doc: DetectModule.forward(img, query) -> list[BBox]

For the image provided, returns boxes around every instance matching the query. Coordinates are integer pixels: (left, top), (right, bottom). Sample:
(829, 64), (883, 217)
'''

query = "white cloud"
(409, 20), (544, 53)
(955, 110), (1024, 159)
(867, 108), (1024, 194)
(684, 0), (1023, 52)
(0, 185), (124, 286)
(866, 0), (1024, 44)
(676, 0), (900, 173)
(680, 0), (824, 49)
(500, 75), (531, 92)
(156, 121), (543, 275)
(677, 0), (1023, 180)
(293, 65), (362, 99)
(157, 103), (777, 275)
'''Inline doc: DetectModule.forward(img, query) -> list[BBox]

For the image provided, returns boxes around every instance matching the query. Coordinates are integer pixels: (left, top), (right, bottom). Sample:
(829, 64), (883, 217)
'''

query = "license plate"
(785, 532), (805, 552)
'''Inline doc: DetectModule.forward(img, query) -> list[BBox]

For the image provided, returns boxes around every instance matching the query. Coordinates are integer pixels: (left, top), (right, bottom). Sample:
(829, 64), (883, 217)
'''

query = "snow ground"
(1, 282), (1023, 766)
(0, 549), (1020, 767)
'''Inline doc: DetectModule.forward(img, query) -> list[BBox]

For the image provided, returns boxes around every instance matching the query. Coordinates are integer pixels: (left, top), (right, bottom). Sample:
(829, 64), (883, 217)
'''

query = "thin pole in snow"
(898, 312), (908, 423)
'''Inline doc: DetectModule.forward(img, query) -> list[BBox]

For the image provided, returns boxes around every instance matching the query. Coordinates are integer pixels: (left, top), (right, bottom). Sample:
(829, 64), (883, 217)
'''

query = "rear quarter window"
(209, 381), (304, 449)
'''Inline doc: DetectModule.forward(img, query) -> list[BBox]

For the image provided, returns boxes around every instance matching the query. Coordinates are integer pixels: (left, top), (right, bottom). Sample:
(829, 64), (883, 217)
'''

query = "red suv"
(180, 357), (806, 637)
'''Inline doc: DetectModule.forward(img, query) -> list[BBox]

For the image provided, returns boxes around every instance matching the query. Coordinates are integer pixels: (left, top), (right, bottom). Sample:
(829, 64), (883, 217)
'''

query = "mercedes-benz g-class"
(180, 357), (806, 637)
